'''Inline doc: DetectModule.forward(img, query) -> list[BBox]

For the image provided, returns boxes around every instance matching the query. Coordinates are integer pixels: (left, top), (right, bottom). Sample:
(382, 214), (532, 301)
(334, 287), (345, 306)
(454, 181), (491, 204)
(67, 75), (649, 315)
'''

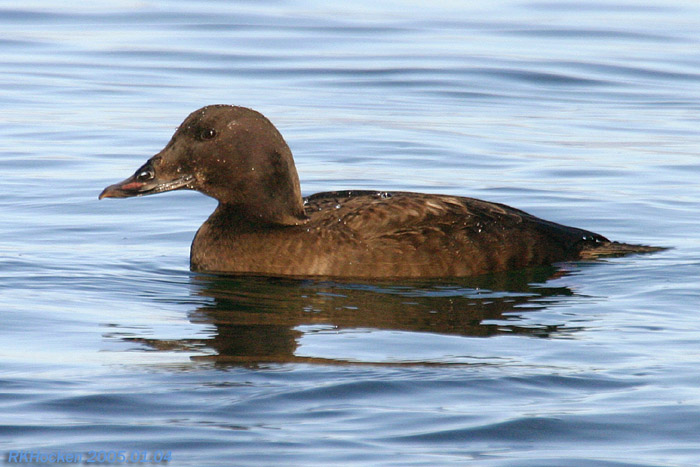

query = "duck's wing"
(301, 190), (661, 277)
(304, 190), (610, 272)
(305, 190), (604, 244)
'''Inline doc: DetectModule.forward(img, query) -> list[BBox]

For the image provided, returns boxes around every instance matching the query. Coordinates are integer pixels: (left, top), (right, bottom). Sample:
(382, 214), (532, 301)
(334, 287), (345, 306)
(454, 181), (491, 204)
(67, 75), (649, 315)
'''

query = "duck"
(99, 105), (662, 278)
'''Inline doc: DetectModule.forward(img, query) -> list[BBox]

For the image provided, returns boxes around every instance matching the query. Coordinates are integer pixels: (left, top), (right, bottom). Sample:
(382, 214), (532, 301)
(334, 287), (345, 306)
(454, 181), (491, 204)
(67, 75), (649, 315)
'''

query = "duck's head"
(99, 105), (308, 225)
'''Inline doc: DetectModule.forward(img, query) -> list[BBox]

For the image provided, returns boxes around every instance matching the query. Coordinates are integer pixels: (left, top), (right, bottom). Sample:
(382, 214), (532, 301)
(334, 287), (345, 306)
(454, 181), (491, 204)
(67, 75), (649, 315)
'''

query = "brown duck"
(99, 105), (661, 278)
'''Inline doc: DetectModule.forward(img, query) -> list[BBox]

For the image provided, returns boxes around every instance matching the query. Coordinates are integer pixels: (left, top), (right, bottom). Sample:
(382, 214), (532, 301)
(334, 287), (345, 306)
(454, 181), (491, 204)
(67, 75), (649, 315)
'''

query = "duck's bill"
(99, 173), (194, 199)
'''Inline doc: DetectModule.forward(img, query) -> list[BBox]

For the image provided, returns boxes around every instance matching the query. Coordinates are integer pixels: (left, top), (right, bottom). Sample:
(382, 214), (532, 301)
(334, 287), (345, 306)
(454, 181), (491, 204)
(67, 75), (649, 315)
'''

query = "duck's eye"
(136, 166), (155, 182)
(199, 128), (217, 141)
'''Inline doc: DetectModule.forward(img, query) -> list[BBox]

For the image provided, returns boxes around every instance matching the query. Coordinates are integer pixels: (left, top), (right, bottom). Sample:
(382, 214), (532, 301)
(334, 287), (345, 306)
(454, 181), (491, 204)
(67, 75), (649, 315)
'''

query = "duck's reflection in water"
(132, 266), (585, 366)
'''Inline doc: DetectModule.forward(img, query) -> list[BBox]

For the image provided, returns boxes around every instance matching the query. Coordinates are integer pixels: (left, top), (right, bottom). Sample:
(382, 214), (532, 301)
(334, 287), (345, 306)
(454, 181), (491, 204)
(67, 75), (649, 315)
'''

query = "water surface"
(2, 1), (700, 465)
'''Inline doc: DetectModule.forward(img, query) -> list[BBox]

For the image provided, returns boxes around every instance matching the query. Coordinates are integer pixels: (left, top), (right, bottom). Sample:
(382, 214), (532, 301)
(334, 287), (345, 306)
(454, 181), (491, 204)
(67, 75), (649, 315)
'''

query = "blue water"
(2, 1), (700, 465)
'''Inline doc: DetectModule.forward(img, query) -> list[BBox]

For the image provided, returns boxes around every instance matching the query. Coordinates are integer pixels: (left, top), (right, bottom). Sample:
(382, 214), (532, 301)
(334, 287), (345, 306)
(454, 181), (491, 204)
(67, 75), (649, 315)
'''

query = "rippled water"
(2, 1), (700, 465)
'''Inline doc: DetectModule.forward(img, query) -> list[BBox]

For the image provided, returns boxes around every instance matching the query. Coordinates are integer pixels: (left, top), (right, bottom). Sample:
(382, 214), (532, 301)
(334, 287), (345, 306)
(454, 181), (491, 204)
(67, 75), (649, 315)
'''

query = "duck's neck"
(210, 201), (308, 232)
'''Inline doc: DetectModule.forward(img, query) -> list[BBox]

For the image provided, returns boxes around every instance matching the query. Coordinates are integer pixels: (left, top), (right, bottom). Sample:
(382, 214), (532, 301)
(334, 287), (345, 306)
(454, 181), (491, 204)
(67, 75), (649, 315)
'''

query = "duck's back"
(191, 190), (611, 278)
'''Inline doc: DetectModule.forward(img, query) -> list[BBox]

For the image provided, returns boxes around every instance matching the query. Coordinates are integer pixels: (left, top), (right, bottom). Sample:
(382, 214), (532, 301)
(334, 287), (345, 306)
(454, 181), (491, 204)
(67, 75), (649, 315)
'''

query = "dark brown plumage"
(99, 105), (662, 278)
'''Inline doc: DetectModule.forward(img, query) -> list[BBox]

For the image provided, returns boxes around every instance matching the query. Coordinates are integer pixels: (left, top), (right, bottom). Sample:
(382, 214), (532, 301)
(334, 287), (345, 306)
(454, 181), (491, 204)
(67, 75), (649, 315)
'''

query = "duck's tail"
(579, 241), (667, 260)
